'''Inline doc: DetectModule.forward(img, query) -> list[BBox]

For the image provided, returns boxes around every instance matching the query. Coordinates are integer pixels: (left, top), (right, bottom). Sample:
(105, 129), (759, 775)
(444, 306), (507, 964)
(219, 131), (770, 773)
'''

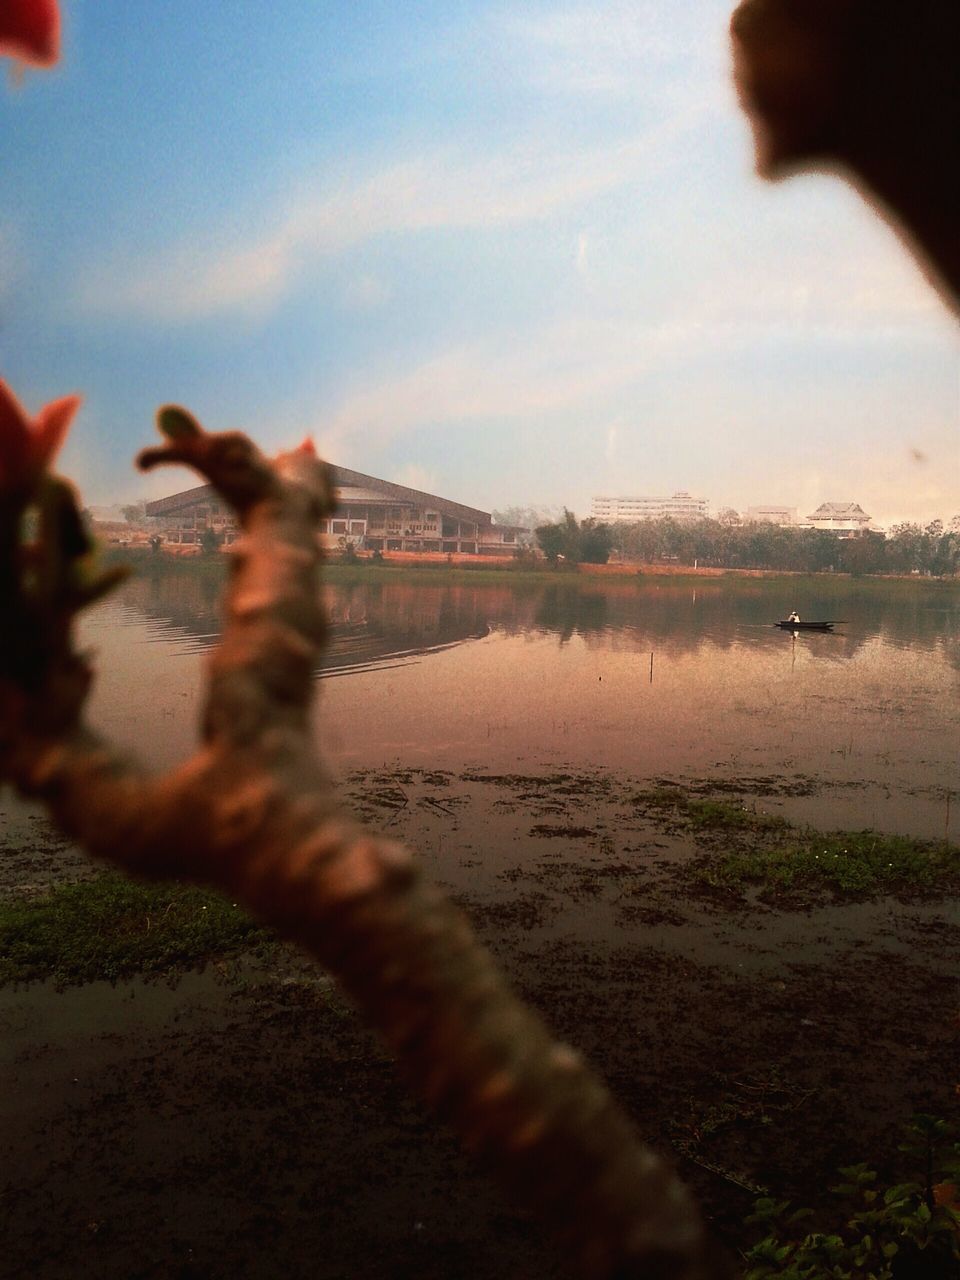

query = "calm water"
(68, 567), (960, 842)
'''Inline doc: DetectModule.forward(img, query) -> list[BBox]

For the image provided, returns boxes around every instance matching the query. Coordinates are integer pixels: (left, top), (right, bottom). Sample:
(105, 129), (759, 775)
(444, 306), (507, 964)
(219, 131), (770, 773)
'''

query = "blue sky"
(2, 0), (957, 527)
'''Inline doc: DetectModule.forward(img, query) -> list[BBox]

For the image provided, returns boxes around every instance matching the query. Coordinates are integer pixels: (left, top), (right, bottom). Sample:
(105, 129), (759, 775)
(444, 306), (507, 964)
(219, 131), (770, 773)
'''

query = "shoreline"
(3, 767), (958, 1277)
(102, 545), (960, 591)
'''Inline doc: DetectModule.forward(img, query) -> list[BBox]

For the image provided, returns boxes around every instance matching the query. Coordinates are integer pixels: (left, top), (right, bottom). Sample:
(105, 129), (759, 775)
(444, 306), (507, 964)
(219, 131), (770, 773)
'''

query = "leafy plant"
(743, 1118), (960, 1279)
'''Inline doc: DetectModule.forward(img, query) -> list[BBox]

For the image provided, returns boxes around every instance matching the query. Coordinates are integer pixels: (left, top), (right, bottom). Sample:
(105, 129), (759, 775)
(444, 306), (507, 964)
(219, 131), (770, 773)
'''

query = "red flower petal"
(0, 381), (81, 489)
(32, 393), (81, 470)
(0, 379), (33, 483)
(0, 0), (60, 67)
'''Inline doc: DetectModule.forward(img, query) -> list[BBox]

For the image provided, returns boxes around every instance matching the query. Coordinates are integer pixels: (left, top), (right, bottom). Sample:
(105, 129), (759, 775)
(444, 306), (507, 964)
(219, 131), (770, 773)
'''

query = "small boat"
(775, 620), (836, 631)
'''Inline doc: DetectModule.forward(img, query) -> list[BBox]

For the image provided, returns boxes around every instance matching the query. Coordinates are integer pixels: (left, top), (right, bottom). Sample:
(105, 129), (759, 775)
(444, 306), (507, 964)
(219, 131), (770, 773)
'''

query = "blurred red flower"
(0, 380), (81, 491)
(0, 0), (60, 67)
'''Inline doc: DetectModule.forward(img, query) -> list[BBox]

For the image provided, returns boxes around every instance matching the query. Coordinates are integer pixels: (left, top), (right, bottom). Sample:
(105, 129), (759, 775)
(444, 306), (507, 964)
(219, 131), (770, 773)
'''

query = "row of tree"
(529, 512), (960, 575)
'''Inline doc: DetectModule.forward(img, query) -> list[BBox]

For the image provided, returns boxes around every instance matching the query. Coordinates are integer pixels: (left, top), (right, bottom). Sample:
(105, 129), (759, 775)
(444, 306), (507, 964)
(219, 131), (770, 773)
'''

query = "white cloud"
(341, 272), (392, 313)
(697, 239), (949, 335)
(576, 232), (590, 279)
(605, 418), (620, 461)
(394, 462), (442, 494)
(306, 312), (697, 460)
(486, 0), (725, 97)
(76, 123), (694, 322)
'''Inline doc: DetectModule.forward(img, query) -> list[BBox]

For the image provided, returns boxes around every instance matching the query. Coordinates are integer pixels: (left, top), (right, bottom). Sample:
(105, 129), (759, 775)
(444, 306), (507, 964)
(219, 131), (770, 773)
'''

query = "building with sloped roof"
(746, 505), (797, 525)
(145, 464), (524, 555)
(805, 502), (873, 534)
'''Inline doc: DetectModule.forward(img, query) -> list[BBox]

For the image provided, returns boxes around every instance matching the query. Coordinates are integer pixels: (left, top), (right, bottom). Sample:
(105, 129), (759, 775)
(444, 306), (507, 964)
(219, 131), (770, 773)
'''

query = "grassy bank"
(697, 829), (960, 897)
(4, 791), (958, 988)
(633, 789), (960, 899)
(0, 873), (273, 987)
(103, 546), (960, 597)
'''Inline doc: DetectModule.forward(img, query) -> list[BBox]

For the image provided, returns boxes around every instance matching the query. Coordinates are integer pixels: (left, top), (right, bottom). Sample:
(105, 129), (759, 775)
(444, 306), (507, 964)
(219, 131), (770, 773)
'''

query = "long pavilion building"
(145, 464), (523, 556)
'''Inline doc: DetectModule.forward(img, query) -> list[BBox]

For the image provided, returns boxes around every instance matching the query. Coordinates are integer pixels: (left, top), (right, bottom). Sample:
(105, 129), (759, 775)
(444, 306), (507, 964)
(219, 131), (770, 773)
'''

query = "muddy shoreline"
(2, 769), (958, 1279)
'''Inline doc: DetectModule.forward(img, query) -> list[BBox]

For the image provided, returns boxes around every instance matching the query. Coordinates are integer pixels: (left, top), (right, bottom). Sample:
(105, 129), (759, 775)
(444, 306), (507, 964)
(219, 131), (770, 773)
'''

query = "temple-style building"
(145, 464), (524, 555)
(805, 502), (874, 535)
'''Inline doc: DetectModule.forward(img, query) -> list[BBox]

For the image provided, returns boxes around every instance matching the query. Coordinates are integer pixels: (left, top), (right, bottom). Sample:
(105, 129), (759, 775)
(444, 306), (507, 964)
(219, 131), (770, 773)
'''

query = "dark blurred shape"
(0, 0), (60, 67)
(731, 0), (960, 311)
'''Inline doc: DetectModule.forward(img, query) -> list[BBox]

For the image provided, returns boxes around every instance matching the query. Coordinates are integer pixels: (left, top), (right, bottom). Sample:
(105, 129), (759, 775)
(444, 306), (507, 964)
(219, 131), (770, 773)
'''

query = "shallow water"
(68, 568), (959, 841)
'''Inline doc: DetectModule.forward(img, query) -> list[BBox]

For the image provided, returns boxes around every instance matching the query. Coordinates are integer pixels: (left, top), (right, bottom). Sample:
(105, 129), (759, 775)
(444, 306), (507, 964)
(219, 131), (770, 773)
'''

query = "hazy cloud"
(394, 462), (442, 494)
(307, 313), (696, 459)
(77, 127), (687, 322)
(341, 272), (393, 313)
(486, 0), (723, 97)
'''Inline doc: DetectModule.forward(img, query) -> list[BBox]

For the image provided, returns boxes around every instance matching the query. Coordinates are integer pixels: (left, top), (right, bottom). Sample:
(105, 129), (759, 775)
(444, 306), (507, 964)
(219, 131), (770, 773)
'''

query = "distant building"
(805, 502), (874, 536)
(746, 505), (797, 526)
(145, 464), (524, 556)
(591, 491), (709, 523)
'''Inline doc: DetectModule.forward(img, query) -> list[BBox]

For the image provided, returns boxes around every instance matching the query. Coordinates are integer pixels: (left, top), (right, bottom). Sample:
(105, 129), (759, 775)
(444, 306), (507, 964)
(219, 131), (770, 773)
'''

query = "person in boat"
(788, 610), (800, 623)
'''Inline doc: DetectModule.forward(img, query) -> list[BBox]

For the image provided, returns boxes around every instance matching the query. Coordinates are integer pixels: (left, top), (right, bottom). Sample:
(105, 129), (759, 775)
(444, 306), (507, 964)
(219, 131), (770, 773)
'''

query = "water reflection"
(117, 566), (960, 674)
(82, 565), (958, 843)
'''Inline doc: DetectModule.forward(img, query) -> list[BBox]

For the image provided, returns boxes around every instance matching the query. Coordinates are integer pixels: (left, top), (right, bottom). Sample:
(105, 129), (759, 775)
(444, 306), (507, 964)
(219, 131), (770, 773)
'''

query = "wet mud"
(1, 768), (958, 1279)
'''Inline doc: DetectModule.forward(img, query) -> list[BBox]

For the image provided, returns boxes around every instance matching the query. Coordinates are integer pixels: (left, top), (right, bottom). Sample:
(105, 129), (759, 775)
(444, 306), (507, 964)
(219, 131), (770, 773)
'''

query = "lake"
(69, 565), (959, 842)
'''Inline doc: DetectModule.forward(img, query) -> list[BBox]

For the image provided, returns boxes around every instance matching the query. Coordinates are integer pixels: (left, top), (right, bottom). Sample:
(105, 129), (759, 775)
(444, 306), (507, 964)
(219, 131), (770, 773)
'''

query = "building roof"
(806, 502), (871, 522)
(145, 463), (492, 525)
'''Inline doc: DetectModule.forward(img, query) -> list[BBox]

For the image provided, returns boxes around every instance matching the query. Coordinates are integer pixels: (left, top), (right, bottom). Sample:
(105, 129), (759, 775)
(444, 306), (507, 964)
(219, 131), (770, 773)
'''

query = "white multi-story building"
(746, 505), (797, 525)
(591, 492), (709, 523)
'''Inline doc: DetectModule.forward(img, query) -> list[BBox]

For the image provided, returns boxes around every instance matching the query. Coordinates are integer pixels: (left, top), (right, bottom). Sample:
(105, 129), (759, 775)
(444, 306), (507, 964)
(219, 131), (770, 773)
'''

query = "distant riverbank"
(104, 545), (960, 594)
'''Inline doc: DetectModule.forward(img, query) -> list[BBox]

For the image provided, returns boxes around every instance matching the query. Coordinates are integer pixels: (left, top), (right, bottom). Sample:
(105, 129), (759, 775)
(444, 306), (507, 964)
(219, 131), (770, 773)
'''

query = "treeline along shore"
(607, 515), (960, 576)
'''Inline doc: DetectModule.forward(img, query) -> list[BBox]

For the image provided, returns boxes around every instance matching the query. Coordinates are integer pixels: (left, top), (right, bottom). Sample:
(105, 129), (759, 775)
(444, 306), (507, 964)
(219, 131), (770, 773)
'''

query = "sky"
(1, 0), (957, 529)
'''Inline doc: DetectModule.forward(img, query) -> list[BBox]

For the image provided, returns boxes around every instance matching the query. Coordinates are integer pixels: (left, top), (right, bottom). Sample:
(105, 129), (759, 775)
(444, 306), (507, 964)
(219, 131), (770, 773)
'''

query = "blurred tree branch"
(0, 403), (730, 1280)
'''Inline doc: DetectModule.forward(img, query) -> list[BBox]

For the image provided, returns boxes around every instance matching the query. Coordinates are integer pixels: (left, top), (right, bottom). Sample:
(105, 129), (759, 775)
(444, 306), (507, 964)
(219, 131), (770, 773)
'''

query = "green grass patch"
(633, 788), (786, 832)
(695, 830), (960, 898)
(685, 798), (787, 832)
(0, 874), (274, 987)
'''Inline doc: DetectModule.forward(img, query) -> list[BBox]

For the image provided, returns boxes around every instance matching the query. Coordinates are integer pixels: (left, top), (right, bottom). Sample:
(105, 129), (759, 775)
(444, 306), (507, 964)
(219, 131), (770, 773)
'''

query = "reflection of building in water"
(122, 571), (497, 673)
(118, 568), (960, 676)
(145, 467), (524, 556)
(591, 492), (709, 522)
(804, 502), (874, 536)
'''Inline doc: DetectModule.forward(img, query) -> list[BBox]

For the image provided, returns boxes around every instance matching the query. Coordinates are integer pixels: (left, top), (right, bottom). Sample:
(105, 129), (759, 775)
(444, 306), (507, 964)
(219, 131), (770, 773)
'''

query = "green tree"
(535, 510), (612, 564)
(121, 501), (146, 525)
(199, 526), (222, 556)
(578, 517), (613, 564)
